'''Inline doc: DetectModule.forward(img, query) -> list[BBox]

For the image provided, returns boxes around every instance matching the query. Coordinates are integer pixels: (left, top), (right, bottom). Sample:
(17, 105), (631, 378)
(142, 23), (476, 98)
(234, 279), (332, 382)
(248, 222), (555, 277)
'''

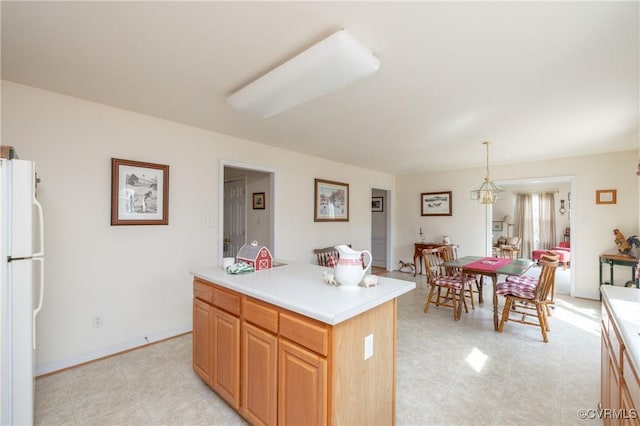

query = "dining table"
(443, 256), (535, 330)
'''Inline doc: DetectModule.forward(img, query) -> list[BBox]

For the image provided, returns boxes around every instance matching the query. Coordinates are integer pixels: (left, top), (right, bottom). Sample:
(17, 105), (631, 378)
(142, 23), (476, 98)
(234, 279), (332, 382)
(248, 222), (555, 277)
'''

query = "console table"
(413, 242), (445, 276)
(599, 253), (639, 300)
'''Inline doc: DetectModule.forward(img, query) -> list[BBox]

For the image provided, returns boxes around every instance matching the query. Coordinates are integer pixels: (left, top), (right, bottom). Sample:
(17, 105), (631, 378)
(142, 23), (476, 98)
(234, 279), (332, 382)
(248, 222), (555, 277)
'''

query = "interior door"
(223, 179), (246, 257)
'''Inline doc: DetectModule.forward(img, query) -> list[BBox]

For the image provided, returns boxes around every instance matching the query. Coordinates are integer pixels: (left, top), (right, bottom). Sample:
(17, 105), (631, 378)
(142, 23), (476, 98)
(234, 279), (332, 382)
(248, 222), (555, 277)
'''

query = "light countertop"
(190, 262), (416, 325)
(601, 286), (640, 374)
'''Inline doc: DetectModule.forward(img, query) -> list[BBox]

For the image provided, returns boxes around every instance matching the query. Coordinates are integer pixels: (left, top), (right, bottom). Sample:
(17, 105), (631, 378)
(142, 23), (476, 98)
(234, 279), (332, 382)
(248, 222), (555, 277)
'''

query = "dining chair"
(504, 251), (559, 316)
(422, 247), (475, 320)
(441, 245), (478, 309)
(496, 255), (559, 342)
(313, 244), (351, 267)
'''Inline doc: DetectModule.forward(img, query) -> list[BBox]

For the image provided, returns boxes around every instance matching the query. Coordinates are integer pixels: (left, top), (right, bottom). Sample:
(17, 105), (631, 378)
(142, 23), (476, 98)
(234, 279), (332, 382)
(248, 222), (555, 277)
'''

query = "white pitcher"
(334, 245), (372, 291)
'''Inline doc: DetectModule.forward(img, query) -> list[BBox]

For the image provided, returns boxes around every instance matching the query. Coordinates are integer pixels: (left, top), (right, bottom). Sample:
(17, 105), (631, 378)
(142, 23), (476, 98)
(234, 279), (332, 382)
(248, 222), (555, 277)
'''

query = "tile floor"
(36, 269), (600, 425)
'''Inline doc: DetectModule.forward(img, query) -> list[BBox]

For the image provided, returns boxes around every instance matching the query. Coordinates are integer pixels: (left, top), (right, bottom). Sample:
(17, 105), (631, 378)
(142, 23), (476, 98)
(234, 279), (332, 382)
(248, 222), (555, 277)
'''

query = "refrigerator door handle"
(33, 257), (44, 349)
(32, 194), (44, 257)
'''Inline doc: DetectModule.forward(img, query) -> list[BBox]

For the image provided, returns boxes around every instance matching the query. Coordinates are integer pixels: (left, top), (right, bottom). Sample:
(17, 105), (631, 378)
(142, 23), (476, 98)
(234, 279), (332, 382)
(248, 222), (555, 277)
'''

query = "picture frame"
(111, 158), (169, 226)
(596, 189), (617, 205)
(421, 191), (452, 216)
(314, 178), (349, 222)
(492, 221), (503, 232)
(253, 192), (265, 209)
(371, 196), (384, 212)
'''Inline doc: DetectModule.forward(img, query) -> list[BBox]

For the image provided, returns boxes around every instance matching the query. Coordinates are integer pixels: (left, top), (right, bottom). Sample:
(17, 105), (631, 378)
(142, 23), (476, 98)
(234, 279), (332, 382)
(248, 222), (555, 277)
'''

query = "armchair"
(499, 237), (521, 259)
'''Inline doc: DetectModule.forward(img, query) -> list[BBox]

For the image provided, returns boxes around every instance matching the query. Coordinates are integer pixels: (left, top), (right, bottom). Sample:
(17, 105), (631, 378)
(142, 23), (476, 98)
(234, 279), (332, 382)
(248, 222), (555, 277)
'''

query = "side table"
(599, 253), (639, 299)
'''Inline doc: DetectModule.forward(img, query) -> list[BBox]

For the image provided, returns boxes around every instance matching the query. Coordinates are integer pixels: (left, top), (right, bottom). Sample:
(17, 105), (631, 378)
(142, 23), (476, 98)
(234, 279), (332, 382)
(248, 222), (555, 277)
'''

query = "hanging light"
(470, 141), (505, 204)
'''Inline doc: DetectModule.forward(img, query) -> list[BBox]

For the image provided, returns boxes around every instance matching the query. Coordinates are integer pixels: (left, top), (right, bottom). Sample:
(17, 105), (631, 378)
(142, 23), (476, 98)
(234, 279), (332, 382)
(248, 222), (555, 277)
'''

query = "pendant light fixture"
(470, 141), (505, 204)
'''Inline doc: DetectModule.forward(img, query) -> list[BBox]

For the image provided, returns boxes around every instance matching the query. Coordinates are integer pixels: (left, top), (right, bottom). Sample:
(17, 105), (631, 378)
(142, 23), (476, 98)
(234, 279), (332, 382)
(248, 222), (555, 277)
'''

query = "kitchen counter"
(191, 261), (416, 325)
(601, 285), (640, 374)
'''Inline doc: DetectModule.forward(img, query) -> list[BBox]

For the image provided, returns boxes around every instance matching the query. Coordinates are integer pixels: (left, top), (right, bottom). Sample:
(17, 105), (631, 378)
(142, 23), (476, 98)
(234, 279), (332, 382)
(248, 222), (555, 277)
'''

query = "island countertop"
(191, 262), (416, 325)
(601, 285), (640, 375)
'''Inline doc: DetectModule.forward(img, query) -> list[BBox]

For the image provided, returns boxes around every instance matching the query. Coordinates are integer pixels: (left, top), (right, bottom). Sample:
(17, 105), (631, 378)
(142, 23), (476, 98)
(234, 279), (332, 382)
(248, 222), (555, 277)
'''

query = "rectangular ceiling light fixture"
(227, 29), (380, 118)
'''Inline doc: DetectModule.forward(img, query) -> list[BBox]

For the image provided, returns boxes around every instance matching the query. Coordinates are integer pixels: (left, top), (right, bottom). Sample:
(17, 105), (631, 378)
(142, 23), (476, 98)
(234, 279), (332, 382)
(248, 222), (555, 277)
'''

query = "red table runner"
(464, 257), (512, 272)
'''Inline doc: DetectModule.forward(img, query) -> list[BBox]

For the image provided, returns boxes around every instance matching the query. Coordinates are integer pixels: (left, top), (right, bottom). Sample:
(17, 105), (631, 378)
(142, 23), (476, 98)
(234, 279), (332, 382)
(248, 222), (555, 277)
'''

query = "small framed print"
(421, 191), (452, 216)
(111, 158), (169, 225)
(314, 178), (349, 222)
(371, 196), (384, 212)
(253, 192), (265, 209)
(492, 221), (503, 232)
(596, 189), (617, 205)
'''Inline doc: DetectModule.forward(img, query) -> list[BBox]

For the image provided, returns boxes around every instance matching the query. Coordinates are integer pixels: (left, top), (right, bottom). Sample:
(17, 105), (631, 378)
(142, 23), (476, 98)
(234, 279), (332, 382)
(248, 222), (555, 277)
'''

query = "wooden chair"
(496, 255), (559, 342)
(313, 245), (351, 267)
(423, 247), (476, 320)
(504, 251), (559, 316)
(440, 245), (478, 309)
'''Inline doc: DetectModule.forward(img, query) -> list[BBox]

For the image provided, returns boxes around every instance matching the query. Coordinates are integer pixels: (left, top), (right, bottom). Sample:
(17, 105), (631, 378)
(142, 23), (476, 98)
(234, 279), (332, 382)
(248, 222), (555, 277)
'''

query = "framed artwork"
(421, 191), (452, 216)
(111, 158), (169, 225)
(314, 178), (349, 222)
(371, 196), (384, 212)
(596, 189), (617, 205)
(253, 192), (265, 209)
(492, 221), (503, 232)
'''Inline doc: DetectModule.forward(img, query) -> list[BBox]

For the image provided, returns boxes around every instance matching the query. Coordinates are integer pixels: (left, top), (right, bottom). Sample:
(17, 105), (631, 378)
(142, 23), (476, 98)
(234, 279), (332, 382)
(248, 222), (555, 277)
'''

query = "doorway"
(492, 176), (576, 296)
(222, 163), (274, 263)
(371, 187), (391, 271)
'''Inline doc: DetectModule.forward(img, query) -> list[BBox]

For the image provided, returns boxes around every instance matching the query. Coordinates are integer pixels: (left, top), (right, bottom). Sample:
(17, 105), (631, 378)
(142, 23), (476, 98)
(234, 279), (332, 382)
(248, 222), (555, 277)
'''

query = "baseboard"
(35, 324), (192, 376)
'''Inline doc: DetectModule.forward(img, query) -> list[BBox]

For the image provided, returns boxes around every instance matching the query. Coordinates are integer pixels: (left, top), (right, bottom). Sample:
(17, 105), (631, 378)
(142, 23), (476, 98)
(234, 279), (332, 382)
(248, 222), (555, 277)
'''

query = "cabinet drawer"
(608, 319), (624, 371)
(623, 352), (640, 409)
(279, 312), (329, 356)
(244, 298), (278, 334)
(214, 288), (241, 316)
(602, 303), (611, 332)
(193, 279), (214, 304)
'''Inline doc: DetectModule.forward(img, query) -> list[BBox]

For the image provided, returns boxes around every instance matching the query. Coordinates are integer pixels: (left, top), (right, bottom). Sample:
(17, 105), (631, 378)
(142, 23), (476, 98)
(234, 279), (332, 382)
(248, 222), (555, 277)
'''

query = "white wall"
(1, 81), (395, 374)
(395, 152), (638, 299)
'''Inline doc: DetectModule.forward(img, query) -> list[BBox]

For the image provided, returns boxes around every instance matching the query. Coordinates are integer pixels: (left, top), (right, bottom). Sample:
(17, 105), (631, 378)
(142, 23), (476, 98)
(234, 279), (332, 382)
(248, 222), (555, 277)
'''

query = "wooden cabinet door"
(278, 339), (327, 426)
(242, 322), (278, 426)
(620, 383), (640, 426)
(212, 308), (240, 410)
(193, 298), (212, 384)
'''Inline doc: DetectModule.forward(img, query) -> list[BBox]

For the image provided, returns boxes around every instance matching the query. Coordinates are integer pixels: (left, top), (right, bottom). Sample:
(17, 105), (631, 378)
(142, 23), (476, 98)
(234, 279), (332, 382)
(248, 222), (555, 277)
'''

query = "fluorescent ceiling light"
(227, 30), (380, 118)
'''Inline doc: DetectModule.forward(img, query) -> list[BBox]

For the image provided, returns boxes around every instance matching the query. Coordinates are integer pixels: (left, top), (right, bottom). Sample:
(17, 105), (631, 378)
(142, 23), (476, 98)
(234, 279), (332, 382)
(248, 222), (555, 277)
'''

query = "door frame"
(220, 160), (275, 266)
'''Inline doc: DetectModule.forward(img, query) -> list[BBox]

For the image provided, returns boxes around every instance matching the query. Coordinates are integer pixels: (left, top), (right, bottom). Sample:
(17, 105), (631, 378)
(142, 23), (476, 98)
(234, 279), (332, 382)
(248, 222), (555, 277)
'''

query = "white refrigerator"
(0, 159), (45, 425)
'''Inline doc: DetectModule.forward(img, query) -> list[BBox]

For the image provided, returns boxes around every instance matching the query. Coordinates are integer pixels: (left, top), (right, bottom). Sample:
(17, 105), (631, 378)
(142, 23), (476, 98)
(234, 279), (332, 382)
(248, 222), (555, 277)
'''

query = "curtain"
(514, 194), (534, 257)
(538, 192), (557, 249)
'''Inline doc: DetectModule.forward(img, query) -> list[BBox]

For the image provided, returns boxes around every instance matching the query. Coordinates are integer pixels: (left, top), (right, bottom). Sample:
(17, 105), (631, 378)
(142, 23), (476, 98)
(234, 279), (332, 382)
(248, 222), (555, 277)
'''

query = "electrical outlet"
(92, 315), (103, 328)
(364, 334), (373, 360)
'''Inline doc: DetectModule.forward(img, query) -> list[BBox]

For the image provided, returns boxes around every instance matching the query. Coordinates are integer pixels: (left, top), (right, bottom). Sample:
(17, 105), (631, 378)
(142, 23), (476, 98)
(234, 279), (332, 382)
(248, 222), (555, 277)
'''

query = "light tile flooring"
(36, 269), (600, 425)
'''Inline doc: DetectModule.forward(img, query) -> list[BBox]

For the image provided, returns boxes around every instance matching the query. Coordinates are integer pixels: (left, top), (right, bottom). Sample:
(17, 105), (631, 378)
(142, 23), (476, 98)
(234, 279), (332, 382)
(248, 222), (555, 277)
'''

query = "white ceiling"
(2, 1), (638, 175)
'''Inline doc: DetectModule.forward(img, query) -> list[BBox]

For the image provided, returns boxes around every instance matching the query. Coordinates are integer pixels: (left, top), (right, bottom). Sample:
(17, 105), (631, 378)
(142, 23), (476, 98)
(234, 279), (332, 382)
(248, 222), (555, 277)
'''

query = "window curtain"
(514, 194), (534, 257)
(538, 192), (557, 249)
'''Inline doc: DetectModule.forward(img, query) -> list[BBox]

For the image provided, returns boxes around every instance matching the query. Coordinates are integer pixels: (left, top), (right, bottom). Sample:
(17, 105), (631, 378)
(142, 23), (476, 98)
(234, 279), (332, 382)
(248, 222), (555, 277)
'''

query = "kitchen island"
(191, 262), (415, 426)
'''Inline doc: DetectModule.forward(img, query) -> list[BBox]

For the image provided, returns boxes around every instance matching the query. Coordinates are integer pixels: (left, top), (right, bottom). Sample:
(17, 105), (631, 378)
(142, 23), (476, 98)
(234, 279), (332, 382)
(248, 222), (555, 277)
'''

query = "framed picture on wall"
(372, 196), (384, 212)
(596, 189), (617, 205)
(253, 192), (265, 209)
(111, 158), (169, 225)
(492, 221), (503, 232)
(314, 178), (349, 222)
(421, 191), (452, 216)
